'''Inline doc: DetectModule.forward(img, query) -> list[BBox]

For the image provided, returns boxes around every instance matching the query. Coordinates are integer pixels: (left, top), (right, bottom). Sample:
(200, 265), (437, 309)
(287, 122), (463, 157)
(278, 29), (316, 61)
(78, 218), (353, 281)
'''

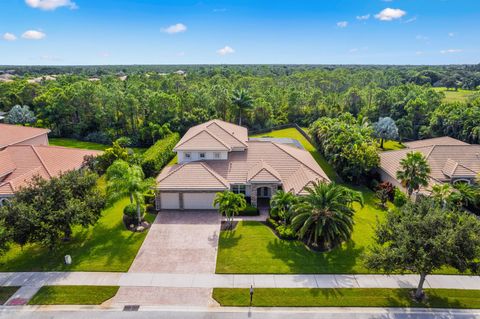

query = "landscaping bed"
(0, 287), (19, 305)
(28, 286), (119, 305)
(212, 288), (480, 308)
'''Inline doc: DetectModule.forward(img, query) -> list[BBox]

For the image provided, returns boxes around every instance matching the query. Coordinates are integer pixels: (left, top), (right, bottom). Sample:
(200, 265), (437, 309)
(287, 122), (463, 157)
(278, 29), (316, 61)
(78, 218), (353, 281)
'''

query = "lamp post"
(249, 285), (254, 306)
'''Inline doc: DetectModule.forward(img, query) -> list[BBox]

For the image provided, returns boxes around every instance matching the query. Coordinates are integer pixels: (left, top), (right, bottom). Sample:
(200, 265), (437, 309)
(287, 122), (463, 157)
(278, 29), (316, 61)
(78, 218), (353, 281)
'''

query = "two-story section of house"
(155, 119), (330, 210)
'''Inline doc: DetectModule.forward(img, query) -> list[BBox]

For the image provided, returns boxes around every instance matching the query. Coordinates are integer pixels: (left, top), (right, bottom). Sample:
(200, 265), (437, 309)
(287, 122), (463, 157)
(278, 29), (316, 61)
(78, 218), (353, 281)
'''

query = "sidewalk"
(1, 272), (480, 290)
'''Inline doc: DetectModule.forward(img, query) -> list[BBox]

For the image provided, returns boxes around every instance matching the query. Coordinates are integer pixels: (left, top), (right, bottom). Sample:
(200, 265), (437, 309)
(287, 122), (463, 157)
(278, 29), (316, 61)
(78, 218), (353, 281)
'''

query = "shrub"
(141, 133), (180, 177)
(84, 131), (112, 145)
(266, 217), (279, 229)
(377, 182), (395, 201)
(276, 224), (296, 240)
(239, 204), (259, 216)
(123, 203), (145, 226)
(393, 187), (408, 207)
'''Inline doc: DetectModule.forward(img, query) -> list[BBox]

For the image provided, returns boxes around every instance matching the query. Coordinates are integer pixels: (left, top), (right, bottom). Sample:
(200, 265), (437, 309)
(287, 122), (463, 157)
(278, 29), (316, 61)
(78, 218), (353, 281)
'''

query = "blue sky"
(0, 0), (479, 65)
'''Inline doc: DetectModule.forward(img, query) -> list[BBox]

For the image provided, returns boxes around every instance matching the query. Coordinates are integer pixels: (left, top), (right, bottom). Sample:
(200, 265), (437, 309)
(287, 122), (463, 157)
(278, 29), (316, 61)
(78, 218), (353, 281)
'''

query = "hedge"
(141, 133), (180, 177)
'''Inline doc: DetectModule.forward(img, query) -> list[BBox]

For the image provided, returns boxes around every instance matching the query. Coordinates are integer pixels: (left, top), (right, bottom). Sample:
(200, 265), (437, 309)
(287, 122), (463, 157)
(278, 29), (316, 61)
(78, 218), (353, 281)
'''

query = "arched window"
(453, 179), (471, 185)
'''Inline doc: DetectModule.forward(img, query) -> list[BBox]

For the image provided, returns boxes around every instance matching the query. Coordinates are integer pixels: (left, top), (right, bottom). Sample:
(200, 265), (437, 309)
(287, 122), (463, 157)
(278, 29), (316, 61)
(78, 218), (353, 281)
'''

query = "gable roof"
(0, 124), (50, 149)
(174, 119), (248, 151)
(0, 145), (101, 196)
(404, 136), (469, 149)
(380, 143), (480, 186)
(156, 161), (229, 191)
(247, 160), (282, 183)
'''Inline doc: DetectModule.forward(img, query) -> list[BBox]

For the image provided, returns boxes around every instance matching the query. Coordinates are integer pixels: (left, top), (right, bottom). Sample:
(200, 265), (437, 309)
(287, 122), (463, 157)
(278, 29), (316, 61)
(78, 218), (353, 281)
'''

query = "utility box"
(64, 255), (72, 265)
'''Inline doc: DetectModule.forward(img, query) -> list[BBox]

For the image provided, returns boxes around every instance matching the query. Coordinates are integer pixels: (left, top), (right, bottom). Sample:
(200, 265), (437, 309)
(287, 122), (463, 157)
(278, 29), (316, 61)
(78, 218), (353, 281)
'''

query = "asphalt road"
(1, 307), (480, 319)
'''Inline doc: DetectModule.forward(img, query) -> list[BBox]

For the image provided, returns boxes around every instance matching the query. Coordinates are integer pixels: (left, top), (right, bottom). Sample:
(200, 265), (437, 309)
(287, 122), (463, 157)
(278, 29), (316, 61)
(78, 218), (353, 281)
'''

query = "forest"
(1, 64), (480, 147)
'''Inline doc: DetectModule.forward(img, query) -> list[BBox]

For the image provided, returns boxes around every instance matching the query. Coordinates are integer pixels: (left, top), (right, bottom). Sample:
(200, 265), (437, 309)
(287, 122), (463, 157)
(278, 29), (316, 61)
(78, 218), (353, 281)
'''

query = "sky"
(0, 0), (479, 65)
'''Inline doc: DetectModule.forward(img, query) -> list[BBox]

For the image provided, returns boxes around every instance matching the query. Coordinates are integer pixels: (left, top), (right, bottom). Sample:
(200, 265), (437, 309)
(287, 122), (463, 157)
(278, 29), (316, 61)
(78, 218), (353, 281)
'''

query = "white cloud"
(2, 33), (17, 41)
(161, 23), (187, 34)
(177, 51), (186, 57)
(404, 17), (417, 23)
(217, 46), (234, 56)
(416, 34), (428, 41)
(21, 30), (46, 40)
(356, 14), (370, 20)
(98, 51), (110, 58)
(25, 0), (77, 10)
(349, 48), (359, 53)
(448, 32), (455, 37)
(440, 49), (462, 54)
(40, 54), (62, 61)
(336, 21), (348, 28)
(375, 8), (406, 21)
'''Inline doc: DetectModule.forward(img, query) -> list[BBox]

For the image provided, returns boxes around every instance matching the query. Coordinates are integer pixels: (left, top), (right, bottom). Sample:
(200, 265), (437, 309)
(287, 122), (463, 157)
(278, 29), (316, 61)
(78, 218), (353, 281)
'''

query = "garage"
(160, 192), (180, 209)
(183, 192), (217, 210)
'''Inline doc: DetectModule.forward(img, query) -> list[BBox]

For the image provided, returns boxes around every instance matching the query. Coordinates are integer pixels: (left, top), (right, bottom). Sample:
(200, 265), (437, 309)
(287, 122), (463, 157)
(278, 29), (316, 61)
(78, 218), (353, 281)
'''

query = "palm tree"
(270, 190), (298, 224)
(291, 182), (363, 250)
(213, 191), (246, 229)
(396, 151), (431, 198)
(231, 89), (253, 126)
(430, 183), (453, 208)
(106, 160), (155, 223)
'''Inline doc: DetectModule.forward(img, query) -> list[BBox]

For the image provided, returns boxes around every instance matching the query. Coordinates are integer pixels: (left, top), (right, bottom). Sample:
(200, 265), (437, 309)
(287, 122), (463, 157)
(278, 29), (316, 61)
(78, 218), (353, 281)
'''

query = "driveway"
(128, 211), (221, 273)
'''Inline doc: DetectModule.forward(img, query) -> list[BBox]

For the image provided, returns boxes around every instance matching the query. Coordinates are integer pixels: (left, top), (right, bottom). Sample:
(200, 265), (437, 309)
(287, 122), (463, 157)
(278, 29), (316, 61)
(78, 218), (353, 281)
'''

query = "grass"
(49, 137), (146, 154)
(212, 288), (480, 309)
(432, 87), (479, 103)
(0, 177), (156, 272)
(381, 140), (405, 151)
(28, 286), (119, 305)
(251, 127), (340, 182)
(0, 287), (19, 305)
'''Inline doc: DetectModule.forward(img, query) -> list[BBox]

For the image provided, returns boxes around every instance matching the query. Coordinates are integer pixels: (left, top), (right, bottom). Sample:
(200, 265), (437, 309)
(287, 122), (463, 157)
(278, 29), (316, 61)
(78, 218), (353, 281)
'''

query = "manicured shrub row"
(141, 133), (180, 177)
(239, 204), (260, 216)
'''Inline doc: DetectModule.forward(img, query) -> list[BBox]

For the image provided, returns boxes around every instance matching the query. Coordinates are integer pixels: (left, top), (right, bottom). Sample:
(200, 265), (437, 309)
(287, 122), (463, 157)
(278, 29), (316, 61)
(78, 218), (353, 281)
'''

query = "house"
(378, 136), (480, 195)
(0, 124), (101, 203)
(154, 119), (330, 210)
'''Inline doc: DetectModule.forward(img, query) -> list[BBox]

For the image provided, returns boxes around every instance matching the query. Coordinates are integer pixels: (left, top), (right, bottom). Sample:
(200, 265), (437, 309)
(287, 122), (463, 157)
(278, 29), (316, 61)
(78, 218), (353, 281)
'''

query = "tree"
(430, 183), (454, 208)
(213, 191), (246, 229)
(6, 105), (36, 125)
(373, 117), (399, 149)
(291, 182), (363, 250)
(106, 160), (155, 223)
(365, 198), (480, 300)
(0, 170), (105, 249)
(270, 190), (298, 224)
(231, 89), (253, 126)
(396, 152), (431, 198)
(0, 222), (9, 257)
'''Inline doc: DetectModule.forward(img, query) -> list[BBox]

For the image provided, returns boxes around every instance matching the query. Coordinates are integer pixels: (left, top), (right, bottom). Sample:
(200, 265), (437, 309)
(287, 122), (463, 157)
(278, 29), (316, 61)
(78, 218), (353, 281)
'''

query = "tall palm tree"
(213, 191), (246, 229)
(106, 160), (155, 222)
(291, 182), (363, 250)
(231, 89), (253, 126)
(396, 151), (431, 198)
(270, 190), (298, 224)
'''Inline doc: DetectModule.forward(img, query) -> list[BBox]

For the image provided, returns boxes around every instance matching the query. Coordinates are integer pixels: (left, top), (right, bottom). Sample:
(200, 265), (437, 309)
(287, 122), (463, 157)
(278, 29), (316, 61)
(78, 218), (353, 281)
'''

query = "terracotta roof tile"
(0, 124), (50, 149)
(404, 136), (469, 148)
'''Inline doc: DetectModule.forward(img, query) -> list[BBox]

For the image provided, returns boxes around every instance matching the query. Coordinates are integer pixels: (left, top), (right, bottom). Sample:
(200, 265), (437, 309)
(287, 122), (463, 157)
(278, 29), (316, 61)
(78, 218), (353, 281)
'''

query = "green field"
(381, 140), (405, 151)
(213, 288), (480, 308)
(0, 287), (19, 305)
(0, 178), (155, 272)
(28, 286), (119, 305)
(433, 87), (479, 103)
(49, 137), (146, 153)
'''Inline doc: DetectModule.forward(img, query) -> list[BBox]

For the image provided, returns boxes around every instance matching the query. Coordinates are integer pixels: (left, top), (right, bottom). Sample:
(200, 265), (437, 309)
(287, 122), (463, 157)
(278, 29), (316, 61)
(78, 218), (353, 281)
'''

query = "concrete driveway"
(128, 211), (221, 274)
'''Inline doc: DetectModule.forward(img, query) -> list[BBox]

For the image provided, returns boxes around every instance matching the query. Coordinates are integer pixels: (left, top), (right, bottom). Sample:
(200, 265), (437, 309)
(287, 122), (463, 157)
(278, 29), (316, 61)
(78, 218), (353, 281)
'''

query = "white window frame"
(232, 184), (246, 195)
(214, 152), (221, 159)
(199, 152), (206, 159)
(184, 152), (191, 159)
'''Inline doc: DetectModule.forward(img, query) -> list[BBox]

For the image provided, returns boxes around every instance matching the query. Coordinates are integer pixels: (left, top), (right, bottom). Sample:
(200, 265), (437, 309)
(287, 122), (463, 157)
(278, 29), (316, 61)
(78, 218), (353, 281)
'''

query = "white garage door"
(183, 192), (217, 210)
(160, 192), (180, 209)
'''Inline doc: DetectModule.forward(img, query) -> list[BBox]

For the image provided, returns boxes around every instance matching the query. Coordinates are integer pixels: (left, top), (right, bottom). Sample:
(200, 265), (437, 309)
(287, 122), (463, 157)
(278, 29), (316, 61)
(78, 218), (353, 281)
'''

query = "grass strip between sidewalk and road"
(212, 288), (480, 309)
(28, 286), (119, 305)
(0, 287), (19, 305)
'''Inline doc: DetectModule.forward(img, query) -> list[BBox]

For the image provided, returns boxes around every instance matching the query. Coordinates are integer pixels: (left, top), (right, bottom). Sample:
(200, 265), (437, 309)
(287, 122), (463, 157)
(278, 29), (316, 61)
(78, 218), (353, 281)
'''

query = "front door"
(257, 187), (271, 198)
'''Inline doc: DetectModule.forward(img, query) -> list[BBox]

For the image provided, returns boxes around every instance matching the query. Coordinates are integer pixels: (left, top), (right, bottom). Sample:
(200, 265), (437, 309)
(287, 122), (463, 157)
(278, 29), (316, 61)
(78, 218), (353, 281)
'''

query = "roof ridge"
(198, 162), (230, 188)
(454, 162), (477, 174)
(207, 120), (248, 147)
(0, 124), (50, 148)
(156, 163), (187, 183)
(30, 145), (52, 178)
(174, 128), (231, 150)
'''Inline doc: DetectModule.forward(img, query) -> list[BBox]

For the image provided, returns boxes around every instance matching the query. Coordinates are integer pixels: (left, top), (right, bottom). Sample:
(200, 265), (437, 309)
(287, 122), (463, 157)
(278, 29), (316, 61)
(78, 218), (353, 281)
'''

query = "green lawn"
(381, 140), (405, 151)
(251, 127), (340, 182)
(49, 137), (146, 154)
(213, 288), (480, 308)
(432, 87), (479, 103)
(28, 286), (119, 305)
(0, 287), (19, 305)
(0, 178), (155, 272)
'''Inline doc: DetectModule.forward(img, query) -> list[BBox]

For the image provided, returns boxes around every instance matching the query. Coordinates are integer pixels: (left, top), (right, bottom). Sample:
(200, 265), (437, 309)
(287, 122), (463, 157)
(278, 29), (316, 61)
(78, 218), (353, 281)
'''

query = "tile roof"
(174, 119), (248, 151)
(157, 140), (330, 195)
(379, 142), (480, 187)
(404, 136), (469, 148)
(0, 145), (101, 196)
(0, 124), (50, 149)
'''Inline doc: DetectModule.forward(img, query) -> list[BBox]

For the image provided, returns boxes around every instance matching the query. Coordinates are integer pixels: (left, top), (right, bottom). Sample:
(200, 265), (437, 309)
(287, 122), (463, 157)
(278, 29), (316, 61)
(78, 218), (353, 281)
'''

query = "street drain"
(123, 305), (140, 311)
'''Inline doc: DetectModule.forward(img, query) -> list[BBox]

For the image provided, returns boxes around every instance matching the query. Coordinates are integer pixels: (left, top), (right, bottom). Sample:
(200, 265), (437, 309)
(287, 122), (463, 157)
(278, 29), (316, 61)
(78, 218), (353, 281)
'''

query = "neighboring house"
(378, 136), (480, 195)
(155, 119), (330, 210)
(0, 124), (101, 203)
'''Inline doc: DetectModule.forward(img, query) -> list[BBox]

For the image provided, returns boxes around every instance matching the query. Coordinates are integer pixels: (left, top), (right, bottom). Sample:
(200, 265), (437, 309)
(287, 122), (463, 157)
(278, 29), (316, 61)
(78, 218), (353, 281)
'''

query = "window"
(184, 152), (191, 159)
(232, 185), (246, 195)
(214, 152), (221, 159)
(199, 152), (206, 159)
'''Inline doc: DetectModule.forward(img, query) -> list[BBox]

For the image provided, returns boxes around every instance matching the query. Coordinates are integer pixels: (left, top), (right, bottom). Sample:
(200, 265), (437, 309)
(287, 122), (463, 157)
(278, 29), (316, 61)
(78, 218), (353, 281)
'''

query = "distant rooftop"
(249, 137), (304, 150)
